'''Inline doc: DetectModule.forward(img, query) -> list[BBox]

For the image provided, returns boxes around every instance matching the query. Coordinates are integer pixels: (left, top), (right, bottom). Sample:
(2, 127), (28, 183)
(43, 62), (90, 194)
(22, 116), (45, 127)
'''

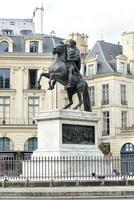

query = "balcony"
(0, 118), (37, 126)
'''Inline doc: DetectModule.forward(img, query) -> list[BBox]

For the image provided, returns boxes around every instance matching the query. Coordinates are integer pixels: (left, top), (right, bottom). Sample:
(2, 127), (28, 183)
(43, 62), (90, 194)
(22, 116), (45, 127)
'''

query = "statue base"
(22, 110), (108, 179)
(32, 109), (102, 157)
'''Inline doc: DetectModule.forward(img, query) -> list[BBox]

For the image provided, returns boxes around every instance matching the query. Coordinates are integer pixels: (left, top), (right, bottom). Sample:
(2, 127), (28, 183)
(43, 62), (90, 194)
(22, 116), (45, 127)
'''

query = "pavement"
(0, 186), (134, 199)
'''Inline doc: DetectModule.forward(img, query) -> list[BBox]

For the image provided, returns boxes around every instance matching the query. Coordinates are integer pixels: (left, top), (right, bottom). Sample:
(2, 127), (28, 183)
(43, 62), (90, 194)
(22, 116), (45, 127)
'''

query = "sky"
(0, 0), (134, 48)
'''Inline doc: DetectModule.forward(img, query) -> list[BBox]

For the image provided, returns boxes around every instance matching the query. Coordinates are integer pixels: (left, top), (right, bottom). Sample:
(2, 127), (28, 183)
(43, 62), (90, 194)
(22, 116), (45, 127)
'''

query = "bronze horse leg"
(48, 72), (64, 90)
(73, 88), (83, 110)
(63, 87), (74, 109)
(37, 72), (50, 89)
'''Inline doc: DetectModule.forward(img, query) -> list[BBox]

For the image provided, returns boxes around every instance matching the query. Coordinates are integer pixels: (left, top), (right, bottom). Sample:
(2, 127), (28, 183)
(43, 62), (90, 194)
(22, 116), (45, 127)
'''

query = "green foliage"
(99, 143), (110, 155)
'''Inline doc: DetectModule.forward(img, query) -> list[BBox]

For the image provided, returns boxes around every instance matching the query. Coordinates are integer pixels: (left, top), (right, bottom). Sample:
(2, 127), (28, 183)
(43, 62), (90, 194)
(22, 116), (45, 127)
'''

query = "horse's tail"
(83, 82), (92, 112)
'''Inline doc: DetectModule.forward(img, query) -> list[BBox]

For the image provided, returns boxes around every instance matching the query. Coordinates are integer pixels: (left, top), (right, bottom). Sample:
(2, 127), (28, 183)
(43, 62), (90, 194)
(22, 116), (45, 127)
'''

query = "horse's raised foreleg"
(48, 80), (56, 90)
(63, 88), (73, 109)
(73, 90), (83, 110)
(48, 72), (63, 90)
(37, 72), (50, 89)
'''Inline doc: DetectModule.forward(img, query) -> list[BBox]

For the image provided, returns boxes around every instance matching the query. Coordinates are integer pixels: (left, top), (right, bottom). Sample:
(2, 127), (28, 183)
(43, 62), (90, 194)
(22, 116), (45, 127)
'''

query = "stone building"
(0, 2), (134, 159)
(84, 33), (134, 158)
(0, 4), (89, 159)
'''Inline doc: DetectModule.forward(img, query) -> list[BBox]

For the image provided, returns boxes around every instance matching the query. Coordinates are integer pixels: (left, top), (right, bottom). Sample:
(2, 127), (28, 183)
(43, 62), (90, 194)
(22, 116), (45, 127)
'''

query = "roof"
(0, 34), (64, 54)
(86, 40), (122, 74)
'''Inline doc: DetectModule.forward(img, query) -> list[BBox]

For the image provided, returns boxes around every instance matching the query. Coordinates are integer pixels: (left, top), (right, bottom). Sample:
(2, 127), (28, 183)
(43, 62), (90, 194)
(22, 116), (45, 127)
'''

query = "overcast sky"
(0, 0), (134, 47)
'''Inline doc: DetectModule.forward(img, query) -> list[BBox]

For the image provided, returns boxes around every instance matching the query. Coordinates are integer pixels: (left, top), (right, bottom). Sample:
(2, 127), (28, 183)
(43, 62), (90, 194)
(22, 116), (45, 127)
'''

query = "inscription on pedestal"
(62, 124), (95, 144)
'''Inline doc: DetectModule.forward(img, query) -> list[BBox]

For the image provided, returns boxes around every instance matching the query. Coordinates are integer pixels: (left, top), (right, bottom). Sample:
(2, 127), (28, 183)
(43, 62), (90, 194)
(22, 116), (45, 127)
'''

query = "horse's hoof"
(37, 85), (41, 90)
(48, 86), (54, 90)
(73, 107), (77, 110)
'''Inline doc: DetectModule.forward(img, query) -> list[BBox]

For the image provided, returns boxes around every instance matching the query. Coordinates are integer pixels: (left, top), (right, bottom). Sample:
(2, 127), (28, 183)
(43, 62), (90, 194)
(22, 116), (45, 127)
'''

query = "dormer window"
(117, 61), (127, 74)
(87, 64), (96, 76)
(25, 37), (43, 53)
(120, 62), (126, 74)
(0, 41), (8, 52)
(30, 41), (39, 53)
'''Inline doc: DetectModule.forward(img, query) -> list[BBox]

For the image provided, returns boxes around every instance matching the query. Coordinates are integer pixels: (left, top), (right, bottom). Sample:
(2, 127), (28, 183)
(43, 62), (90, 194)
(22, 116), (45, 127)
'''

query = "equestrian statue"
(37, 39), (92, 112)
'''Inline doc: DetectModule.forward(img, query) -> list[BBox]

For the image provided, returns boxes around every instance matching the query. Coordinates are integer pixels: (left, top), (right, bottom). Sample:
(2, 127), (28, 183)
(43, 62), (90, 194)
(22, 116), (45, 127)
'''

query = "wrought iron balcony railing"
(0, 118), (37, 126)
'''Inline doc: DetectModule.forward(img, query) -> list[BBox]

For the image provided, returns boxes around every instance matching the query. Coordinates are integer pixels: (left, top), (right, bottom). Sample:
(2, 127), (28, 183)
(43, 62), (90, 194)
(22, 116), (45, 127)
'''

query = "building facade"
(84, 35), (134, 158)
(0, 2), (134, 159)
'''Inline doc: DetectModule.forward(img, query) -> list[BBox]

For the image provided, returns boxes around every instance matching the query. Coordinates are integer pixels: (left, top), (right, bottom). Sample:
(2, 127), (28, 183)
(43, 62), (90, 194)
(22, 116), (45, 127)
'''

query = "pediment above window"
(85, 56), (97, 63)
(116, 54), (128, 61)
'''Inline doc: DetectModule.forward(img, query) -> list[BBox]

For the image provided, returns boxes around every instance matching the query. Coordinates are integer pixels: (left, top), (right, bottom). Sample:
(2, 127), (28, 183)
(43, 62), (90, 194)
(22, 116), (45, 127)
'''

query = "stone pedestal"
(22, 110), (108, 179)
(32, 109), (102, 157)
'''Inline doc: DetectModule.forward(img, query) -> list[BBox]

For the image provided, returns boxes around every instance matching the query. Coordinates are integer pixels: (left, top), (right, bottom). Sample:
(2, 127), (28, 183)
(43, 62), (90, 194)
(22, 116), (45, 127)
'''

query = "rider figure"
(66, 39), (81, 88)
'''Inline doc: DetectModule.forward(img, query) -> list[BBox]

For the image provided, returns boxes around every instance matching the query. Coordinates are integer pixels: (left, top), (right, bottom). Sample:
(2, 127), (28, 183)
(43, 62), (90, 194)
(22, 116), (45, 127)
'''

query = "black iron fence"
(0, 156), (134, 180)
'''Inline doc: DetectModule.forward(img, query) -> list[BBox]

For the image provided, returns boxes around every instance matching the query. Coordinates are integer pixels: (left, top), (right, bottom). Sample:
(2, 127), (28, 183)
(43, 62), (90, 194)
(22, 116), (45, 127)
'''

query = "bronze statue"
(37, 39), (92, 112)
(66, 39), (81, 88)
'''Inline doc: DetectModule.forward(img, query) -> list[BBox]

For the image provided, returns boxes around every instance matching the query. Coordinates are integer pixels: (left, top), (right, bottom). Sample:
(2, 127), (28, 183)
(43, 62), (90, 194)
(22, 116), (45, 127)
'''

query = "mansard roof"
(86, 40), (122, 74)
(0, 34), (63, 54)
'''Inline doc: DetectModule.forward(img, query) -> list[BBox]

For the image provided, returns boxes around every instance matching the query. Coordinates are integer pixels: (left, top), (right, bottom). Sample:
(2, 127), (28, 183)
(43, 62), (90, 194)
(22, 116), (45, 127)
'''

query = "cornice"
(0, 53), (53, 60)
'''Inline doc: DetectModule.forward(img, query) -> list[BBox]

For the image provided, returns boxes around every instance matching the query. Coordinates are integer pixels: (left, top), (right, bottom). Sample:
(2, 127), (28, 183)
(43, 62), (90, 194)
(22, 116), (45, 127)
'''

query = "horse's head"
(53, 43), (66, 56)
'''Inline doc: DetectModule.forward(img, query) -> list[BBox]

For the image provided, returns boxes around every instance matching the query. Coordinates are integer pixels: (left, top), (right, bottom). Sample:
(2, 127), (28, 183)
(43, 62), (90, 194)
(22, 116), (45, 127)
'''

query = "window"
(0, 97), (10, 124)
(0, 137), (11, 151)
(122, 143), (133, 153)
(83, 65), (87, 76)
(28, 69), (37, 89)
(28, 97), (39, 124)
(102, 84), (109, 105)
(121, 85), (127, 105)
(20, 30), (32, 35)
(24, 137), (38, 151)
(95, 53), (99, 58)
(0, 69), (10, 88)
(1, 29), (13, 35)
(30, 41), (38, 53)
(121, 111), (127, 129)
(10, 21), (15, 25)
(0, 41), (9, 52)
(130, 64), (134, 75)
(88, 64), (96, 76)
(89, 86), (95, 106)
(102, 111), (110, 136)
(120, 62), (126, 74)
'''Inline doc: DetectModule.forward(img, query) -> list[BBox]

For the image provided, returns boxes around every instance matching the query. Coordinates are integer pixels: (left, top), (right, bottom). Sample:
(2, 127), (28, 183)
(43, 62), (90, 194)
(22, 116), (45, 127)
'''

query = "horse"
(37, 43), (92, 112)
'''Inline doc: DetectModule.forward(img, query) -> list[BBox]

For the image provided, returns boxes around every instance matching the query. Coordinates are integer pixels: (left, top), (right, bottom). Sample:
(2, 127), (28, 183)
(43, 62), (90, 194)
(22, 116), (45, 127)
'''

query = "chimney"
(33, 1), (44, 34)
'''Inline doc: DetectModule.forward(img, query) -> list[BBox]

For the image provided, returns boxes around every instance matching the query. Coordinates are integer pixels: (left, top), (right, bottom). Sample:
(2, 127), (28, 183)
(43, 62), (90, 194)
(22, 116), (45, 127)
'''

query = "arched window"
(0, 41), (9, 52)
(24, 137), (38, 151)
(121, 143), (134, 174)
(121, 143), (134, 153)
(0, 137), (13, 151)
